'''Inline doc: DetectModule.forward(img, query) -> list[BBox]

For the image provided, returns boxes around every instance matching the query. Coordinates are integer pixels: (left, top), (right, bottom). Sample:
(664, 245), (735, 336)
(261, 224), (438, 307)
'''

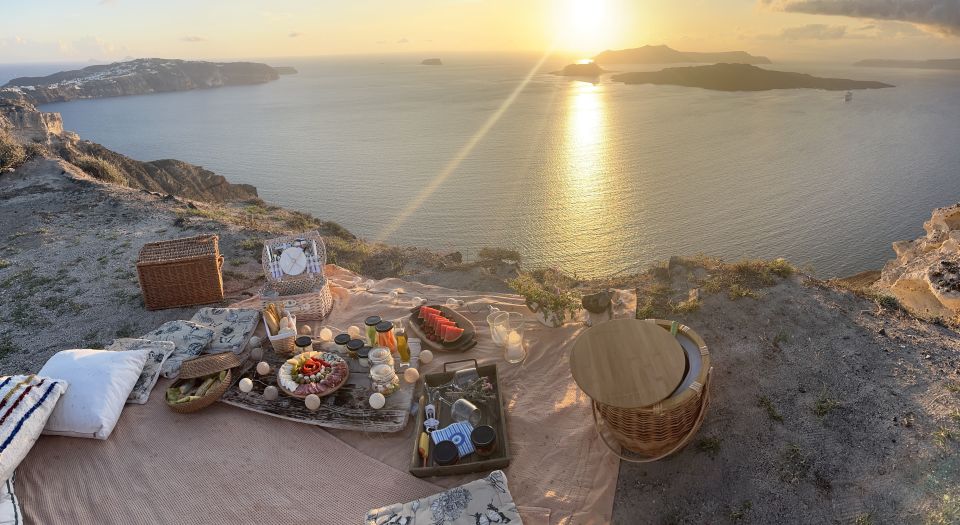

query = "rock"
(582, 291), (613, 313)
(552, 62), (605, 77)
(444, 251), (463, 264)
(876, 204), (960, 317)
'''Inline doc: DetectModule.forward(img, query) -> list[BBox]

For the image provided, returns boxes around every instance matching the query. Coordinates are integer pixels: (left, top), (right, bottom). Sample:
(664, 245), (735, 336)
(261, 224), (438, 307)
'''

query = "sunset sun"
(554, 0), (615, 53)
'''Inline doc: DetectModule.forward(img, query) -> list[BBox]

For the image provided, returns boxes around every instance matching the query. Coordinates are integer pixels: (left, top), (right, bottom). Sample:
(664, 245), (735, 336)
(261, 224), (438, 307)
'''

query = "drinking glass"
(450, 398), (482, 426)
(488, 311), (509, 346)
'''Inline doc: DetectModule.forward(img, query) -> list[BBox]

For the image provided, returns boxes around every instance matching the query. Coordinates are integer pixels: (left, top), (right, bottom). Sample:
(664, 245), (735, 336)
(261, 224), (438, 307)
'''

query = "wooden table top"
(570, 319), (686, 408)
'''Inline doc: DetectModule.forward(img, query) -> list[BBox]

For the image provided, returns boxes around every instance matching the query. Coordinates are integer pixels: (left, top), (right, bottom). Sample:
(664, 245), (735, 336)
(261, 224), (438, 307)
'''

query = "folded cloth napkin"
(365, 470), (522, 525)
(431, 421), (475, 458)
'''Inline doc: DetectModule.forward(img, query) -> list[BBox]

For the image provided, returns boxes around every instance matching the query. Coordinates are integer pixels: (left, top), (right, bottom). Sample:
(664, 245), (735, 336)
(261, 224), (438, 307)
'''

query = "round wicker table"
(571, 318), (711, 462)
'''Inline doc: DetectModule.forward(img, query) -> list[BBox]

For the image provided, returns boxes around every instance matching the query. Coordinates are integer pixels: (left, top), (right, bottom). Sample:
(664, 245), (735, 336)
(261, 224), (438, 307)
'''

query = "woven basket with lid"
(571, 318), (712, 462)
(167, 352), (243, 414)
(136, 235), (224, 310)
(257, 231), (334, 320)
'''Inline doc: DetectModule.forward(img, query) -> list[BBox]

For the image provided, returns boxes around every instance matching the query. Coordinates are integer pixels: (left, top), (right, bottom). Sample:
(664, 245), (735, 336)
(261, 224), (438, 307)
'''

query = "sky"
(1, 0), (959, 64)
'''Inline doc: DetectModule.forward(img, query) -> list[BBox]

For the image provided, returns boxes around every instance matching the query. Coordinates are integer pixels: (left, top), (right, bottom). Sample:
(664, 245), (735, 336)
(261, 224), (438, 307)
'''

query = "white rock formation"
(877, 204), (960, 318)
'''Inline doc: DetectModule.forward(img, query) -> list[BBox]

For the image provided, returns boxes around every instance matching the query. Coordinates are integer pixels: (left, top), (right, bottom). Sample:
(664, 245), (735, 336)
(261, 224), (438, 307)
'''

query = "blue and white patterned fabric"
(139, 321), (214, 378)
(0, 473), (21, 525)
(189, 308), (260, 354)
(0, 375), (68, 482)
(105, 339), (176, 404)
(431, 421), (476, 457)
(365, 470), (522, 525)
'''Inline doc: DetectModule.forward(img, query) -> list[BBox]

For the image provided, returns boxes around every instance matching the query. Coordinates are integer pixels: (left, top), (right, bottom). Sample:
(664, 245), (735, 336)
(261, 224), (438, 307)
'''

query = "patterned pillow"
(0, 375), (68, 481)
(0, 474), (20, 525)
(190, 308), (260, 354)
(365, 470), (521, 525)
(105, 339), (176, 404)
(140, 321), (215, 378)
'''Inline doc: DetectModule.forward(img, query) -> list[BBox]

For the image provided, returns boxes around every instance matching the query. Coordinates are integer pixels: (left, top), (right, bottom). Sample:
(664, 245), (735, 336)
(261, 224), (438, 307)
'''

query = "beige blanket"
(18, 266), (617, 524)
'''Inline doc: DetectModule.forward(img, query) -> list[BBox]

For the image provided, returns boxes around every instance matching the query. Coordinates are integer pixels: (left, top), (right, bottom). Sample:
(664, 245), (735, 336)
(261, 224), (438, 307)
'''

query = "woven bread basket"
(587, 319), (712, 462)
(166, 352), (241, 414)
(254, 285), (334, 322)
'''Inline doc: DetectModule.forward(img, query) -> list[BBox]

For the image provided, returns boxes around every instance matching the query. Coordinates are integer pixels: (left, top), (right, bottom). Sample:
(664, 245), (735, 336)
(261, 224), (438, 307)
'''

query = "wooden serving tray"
(406, 305), (477, 352)
(409, 359), (511, 477)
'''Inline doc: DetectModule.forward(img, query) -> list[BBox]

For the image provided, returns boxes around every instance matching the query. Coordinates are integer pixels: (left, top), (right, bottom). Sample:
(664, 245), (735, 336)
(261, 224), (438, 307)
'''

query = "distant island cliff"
(1, 58), (283, 104)
(612, 63), (893, 92)
(552, 62), (606, 77)
(855, 58), (960, 71)
(594, 45), (771, 65)
(272, 66), (299, 75)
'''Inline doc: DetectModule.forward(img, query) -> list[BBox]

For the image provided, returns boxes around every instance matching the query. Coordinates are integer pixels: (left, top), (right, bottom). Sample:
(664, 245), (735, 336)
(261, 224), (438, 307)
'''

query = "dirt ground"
(2, 160), (959, 524)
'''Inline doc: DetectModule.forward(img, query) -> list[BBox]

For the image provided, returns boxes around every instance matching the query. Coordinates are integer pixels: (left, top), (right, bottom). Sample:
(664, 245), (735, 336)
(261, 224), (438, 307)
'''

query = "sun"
(553, 0), (615, 54)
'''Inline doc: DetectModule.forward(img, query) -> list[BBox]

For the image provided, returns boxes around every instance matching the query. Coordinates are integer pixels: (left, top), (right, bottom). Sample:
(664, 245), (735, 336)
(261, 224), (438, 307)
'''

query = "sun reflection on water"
(540, 80), (626, 269)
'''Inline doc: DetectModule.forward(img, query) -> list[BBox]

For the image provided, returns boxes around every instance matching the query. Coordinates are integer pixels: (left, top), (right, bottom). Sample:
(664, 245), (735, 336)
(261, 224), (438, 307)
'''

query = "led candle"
(318, 327), (333, 343)
(238, 378), (253, 393)
(347, 325), (362, 338)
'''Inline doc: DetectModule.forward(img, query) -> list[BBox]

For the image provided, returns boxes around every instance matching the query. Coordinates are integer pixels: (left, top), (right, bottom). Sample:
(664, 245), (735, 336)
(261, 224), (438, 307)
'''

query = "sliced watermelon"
(438, 324), (449, 340)
(442, 326), (465, 343)
(419, 306), (440, 320)
(436, 319), (455, 334)
(425, 312), (439, 328)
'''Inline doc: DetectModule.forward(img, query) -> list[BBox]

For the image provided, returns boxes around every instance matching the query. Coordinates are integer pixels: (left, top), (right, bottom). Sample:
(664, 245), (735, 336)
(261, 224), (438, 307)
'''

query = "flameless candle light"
(364, 279), (375, 289)
(239, 378), (253, 393)
(256, 361), (271, 376)
(505, 331), (526, 364)
(318, 327), (333, 343)
(347, 325), (361, 338)
(248, 336), (261, 348)
(403, 367), (420, 383)
(419, 349), (434, 364)
(263, 386), (279, 401)
(250, 347), (263, 361)
(369, 392), (386, 409)
(304, 394), (321, 411)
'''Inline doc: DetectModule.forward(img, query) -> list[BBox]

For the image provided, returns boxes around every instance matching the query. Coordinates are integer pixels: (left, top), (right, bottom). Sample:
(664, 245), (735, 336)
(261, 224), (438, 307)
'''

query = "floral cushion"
(365, 470), (522, 525)
(105, 338), (176, 404)
(139, 321), (214, 378)
(190, 308), (260, 354)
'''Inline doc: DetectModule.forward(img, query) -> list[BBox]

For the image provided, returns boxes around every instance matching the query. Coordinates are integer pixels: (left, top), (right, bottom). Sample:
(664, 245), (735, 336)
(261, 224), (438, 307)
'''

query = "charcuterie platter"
(276, 351), (349, 399)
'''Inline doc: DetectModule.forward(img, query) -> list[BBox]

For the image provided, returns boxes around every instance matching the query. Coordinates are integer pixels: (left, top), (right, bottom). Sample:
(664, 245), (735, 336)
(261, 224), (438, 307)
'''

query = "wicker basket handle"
(591, 367), (713, 463)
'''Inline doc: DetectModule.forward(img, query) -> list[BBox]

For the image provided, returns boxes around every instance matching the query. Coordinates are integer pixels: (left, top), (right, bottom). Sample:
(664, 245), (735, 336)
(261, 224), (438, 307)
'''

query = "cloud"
(288, 32), (301, 38)
(397, 37), (409, 44)
(763, 0), (960, 35)
(99, 0), (118, 5)
(181, 36), (207, 43)
(775, 23), (848, 39)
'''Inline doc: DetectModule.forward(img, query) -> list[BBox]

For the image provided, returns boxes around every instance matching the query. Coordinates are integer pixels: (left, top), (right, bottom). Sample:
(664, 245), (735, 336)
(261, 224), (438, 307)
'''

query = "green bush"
(0, 133), (26, 170)
(24, 142), (48, 159)
(73, 155), (126, 185)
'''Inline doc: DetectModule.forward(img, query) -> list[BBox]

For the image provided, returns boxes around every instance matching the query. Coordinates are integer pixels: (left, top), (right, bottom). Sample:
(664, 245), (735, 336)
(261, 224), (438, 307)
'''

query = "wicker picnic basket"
(576, 319), (712, 463)
(257, 231), (334, 320)
(136, 235), (224, 310)
(166, 352), (244, 414)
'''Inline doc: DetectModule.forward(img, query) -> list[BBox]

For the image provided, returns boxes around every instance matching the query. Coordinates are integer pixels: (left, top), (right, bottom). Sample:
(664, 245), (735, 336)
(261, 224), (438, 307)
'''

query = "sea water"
(10, 54), (960, 278)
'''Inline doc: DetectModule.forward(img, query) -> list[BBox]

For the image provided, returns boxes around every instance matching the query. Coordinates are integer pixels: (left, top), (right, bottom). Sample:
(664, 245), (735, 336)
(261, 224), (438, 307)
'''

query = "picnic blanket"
(17, 266), (617, 524)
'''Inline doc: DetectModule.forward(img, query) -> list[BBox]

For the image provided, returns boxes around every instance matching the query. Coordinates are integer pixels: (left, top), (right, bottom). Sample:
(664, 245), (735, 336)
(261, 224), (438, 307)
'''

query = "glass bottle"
(375, 321), (397, 354)
(394, 321), (410, 367)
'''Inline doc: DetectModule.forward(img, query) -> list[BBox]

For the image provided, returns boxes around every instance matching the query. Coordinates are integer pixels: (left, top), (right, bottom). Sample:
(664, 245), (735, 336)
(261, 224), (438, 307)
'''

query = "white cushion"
(190, 308), (260, 354)
(0, 376), (68, 482)
(105, 339), (176, 404)
(139, 321), (214, 378)
(38, 349), (149, 440)
(0, 474), (21, 525)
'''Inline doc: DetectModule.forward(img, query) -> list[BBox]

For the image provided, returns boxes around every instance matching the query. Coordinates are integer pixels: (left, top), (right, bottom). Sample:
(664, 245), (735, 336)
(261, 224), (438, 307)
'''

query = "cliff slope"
(0, 93), (256, 202)
(1, 58), (281, 104)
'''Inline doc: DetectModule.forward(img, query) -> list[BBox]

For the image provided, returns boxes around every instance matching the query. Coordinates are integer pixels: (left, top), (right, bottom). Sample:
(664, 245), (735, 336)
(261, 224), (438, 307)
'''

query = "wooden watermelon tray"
(405, 305), (477, 353)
